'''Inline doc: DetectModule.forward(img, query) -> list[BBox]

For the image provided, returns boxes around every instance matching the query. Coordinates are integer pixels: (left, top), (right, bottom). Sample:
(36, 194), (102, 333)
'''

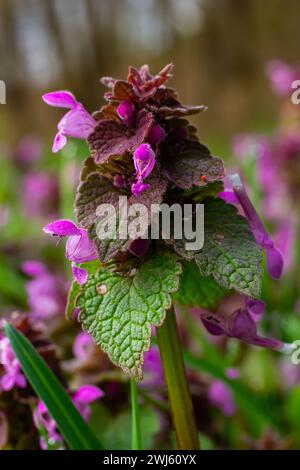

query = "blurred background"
(1, 0), (300, 144)
(0, 0), (300, 450)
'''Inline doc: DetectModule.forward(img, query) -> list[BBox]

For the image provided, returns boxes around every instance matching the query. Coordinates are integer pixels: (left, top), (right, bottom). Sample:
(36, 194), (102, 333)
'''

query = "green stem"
(157, 307), (200, 450)
(130, 379), (142, 450)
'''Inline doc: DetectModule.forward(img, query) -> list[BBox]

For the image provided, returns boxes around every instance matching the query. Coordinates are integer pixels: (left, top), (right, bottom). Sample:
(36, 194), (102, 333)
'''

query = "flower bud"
(117, 100), (136, 126)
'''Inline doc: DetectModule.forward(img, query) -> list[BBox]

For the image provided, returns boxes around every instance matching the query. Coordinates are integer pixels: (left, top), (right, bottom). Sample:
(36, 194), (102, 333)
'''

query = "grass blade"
(4, 323), (103, 450)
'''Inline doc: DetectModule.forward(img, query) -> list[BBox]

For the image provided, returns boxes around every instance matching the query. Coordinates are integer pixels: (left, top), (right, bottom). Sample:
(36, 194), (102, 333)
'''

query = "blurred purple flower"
(43, 220), (97, 285)
(33, 401), (64, 450)
(33, 384), (103, 449)
(22, 261), (66, 320)
(73, 332), (94, 361)
(72, 384), (104, 421)
(15, 134), (43, 166)
(232, 133), (259, 160)
(0, 337), (27, 392)
(131, 143), (155, 196)
(201, 299), (293, 353)
(220, 173), (283, 279)
(266, 60), (298, 97)
(143, 346), (164, 387)
(256, 138), (288, 219)
(231, 134), (296, 273)
(280, 359), (300, 388)
(42, 91), (96, 153)
(208, 368), (239, 416)
(274, 218), (296, 273)
(0, 205), (10, 228)
(23, 171), (59, 219)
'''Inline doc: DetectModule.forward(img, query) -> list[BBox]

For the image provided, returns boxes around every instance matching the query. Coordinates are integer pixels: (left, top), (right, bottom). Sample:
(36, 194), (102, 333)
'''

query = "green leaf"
(161, 139), (225, 190)
(65, 261), (101, 319)
(4, 323), (102, 450)
(174, 261), (228, 310)
(75, 168), (167, 263)
(65, 280), (80, 319)
(195, 198), (262, 298)
(76, 249), (182, 379)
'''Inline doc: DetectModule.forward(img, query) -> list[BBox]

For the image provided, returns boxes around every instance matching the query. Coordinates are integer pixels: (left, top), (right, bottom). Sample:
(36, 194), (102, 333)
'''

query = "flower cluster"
(0, 314), (104, 450)
(43, 64), (225, 281)
(42, 63), (293, 364)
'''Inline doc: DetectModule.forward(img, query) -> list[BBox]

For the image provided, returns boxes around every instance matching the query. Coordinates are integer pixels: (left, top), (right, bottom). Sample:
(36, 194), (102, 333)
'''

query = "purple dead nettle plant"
(42, 64), (294, 449)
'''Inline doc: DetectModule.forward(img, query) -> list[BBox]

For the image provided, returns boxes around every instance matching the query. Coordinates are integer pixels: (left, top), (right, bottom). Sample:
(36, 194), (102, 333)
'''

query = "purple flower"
(22, 261), (66, 320)
(245, 298), (265, 322)
(231, 135), (296, 273)
(23, 171), (59, 219)
(143, 346), (164, 387)
(266, 60), (298, 97)
(280, 359), (300, 388)
(117, 100), (136, 126)
(73, 332), (94, 361)
(15, 134), (43, 166)
(0, 205), (10, 228)
(274, 218), (296, 273)
(43, 219), (97, 285)
(208, 369), (238, 417)
(257, 138), (288, 219)
(232, 133), (259, 160)
(33, 385), (103, 449)
(72, 384), (104, 421)
(220, 173), (283, 279)
(33, 401), (64, 449)
(131, 143), (155, 196)
(201, 301), (292, 352)
(147, 124), (166, 147)
(42, 91), (96, 153)
(0, 337), (27, 392)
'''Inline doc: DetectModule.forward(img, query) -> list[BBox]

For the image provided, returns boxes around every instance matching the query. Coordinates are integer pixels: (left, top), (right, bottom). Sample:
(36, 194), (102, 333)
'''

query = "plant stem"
(157, 307), (200, 450)
(130, 379), (142, 450)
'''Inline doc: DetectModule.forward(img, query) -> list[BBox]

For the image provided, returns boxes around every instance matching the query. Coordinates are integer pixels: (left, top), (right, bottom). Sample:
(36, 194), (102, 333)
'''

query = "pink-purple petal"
(43, 219), (81, 237)
(131, 181), (150, 197)
(66, 230), (97, 263)
(71, 263), (89, 285)
(42, 91), (78, 109)
(265, 243), (284, 280)
(72, 385), (104, 404)
(117, 100), (136, 126)
(58, 107), (96, 139)
(52, 132), (67, 153)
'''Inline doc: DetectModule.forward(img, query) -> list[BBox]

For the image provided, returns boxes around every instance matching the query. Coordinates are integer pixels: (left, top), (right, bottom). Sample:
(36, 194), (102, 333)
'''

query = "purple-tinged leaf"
(88, 110), (153, 165)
